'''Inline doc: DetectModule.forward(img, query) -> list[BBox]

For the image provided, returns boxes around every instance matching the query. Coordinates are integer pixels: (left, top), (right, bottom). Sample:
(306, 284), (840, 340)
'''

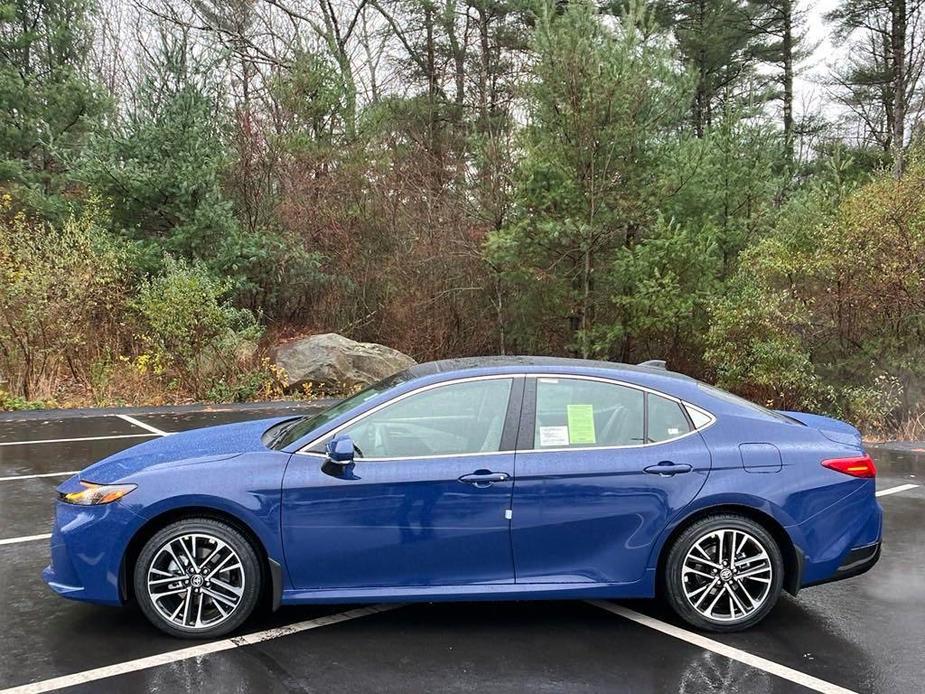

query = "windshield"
(696, 382), (798, 424)
(267, 371), (414, 450)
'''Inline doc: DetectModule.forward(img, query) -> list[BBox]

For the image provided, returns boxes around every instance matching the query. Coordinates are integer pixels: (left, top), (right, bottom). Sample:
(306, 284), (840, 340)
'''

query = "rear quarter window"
(647, 394), (692, 442)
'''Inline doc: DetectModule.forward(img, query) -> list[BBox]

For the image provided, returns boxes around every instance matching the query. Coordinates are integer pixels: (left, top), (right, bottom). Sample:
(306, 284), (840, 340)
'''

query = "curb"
(0, 399), (338, 423)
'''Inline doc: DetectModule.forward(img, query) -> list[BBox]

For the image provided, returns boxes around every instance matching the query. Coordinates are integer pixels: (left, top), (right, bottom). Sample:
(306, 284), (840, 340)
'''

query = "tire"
(134, 518), (262, 639)
(663, 514), (784, 632)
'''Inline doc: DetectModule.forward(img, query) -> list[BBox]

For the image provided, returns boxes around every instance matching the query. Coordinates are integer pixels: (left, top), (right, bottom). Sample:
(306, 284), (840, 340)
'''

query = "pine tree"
(827, 0), (925, 176)
(0, 0), (105, 216)
(486, 0), (692, 358)
(655, 0), (764, 136)
(746, 0), (810, 160)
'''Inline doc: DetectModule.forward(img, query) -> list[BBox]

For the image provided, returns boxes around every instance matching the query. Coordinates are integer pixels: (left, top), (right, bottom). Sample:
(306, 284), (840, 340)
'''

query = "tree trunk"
(694, 0), (707, 137)
(891, 0), (907, 178)
(580, 245), (592, 359)
(782, 0), (794, 161)
(477, 6), (490, 132)
(442, 0), (465, 112)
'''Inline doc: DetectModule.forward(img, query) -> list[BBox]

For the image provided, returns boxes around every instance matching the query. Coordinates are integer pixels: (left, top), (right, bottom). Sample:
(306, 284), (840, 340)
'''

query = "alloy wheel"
(681, 528), (773, 623)
(146, 532), (246, 630)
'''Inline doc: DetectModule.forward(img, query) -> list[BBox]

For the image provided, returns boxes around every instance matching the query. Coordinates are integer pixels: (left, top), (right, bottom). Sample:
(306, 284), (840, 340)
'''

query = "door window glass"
(647, 394), (692, 442)
(534, 378), (644, 448)
(341, 379), (513, 458)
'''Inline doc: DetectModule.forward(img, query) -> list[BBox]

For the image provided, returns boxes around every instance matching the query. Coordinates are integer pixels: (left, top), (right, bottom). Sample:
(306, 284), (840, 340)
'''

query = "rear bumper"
(803, 540), (881, 589)
(796, 484), (883, 590)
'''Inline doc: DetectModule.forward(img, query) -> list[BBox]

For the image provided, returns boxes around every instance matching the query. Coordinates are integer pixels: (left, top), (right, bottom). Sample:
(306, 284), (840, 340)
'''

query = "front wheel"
(664, 515), (784, 632)
(134, 518), (262, 639)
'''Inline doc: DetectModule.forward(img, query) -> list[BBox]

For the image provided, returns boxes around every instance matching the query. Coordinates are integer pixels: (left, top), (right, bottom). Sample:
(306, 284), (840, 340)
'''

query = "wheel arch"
(120, 506), (283, 611)
(655, 504), (802, 596)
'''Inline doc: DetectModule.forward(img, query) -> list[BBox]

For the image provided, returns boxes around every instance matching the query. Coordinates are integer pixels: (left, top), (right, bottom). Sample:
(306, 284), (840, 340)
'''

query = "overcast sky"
(796, 0), (840, 116)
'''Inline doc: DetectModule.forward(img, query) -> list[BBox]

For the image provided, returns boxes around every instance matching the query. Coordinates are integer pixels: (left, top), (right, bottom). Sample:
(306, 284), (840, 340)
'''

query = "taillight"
(821, 454), (877, 478)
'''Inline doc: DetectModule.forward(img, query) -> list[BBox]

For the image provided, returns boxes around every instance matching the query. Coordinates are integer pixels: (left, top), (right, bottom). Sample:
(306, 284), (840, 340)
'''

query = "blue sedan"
(43, 357), (882, 638)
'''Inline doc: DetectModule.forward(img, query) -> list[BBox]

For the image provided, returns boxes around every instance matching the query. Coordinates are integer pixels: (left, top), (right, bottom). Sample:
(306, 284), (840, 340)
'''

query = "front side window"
(534, 378), (645, 448)
(268, 371), (415, 450)
(339, 378), (513, 459)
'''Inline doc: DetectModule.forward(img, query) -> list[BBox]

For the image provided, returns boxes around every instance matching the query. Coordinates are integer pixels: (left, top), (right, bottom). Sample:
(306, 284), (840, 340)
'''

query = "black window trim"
(296, 372), (715, 460)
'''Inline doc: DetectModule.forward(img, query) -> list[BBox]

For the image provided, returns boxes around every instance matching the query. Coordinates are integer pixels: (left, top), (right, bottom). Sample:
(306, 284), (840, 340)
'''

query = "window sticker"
(539, 426), (569, 447)
(668, 427), (680, 435)
(567, 404), (596, 444)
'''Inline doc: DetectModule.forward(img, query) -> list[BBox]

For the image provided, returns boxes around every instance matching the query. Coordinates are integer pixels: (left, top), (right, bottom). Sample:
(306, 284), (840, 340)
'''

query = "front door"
(282, 376), (522, 590)
(511, 376), (711, 585)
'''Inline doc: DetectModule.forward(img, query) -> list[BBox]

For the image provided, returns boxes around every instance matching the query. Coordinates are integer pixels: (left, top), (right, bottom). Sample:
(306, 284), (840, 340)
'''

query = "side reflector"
(822, 455), (877, 478)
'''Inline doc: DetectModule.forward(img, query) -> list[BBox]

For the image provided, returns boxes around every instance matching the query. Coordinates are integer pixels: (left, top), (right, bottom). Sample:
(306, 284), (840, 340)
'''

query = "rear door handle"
(643, 461), (692, 477)
(458, 470), (510, 487)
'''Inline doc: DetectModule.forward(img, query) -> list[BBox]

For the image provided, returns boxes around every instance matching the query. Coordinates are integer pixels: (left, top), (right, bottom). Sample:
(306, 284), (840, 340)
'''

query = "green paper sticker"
(567, 404), (596, 444)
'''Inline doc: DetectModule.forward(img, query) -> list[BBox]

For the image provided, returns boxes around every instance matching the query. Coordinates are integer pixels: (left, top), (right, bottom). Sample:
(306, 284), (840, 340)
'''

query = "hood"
(776, 410), (863, 448)
(77, 416), (293, 484)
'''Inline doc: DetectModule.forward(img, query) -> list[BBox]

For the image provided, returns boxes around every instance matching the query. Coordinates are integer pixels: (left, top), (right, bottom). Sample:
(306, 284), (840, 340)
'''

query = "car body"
(43, 357), (882, 636)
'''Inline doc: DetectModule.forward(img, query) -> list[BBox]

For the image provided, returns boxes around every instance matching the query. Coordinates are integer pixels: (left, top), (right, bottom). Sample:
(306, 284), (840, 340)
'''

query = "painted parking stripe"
(876, 483), (920, 497)
(0, 533), (51, 546)
(115, 413), (171, 436)
(0, 414), (169, 447)
(0, 433), (155, 447)
(0, 471), (78, 482)
(588, 601), (856, 694)
(0, 604), (403, 694)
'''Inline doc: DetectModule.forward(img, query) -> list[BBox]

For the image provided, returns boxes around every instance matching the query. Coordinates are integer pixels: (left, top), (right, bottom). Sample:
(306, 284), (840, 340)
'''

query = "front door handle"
(643, 461), (692, 477)
(458, 470), (510, 487)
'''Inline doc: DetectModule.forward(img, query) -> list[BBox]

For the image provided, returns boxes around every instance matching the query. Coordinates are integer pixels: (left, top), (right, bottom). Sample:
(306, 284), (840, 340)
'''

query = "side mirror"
(325, 435), (356, 465)
(322, 435), (358, 479)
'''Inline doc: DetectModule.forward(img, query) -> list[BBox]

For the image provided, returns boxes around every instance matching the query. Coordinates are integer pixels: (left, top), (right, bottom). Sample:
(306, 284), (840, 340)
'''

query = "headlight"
(60, 481), (137, 505)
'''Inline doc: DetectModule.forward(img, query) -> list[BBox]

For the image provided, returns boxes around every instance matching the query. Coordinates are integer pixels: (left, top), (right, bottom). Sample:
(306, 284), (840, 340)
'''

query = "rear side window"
(647, 394), (692, 443)
(534, 378), (644, 448)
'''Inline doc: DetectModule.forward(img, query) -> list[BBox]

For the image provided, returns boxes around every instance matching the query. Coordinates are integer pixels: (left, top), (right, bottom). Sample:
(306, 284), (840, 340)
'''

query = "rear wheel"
(664, 515), (784, 632)
(134, 518), (262, 639)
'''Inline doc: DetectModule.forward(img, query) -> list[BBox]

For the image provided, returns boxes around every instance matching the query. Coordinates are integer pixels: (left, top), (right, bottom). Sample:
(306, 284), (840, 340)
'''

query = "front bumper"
(42, 493), (140, 606)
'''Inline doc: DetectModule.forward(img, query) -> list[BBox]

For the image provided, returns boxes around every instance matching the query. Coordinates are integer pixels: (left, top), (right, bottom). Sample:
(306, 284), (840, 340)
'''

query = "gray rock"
(271, 332), (416, 393)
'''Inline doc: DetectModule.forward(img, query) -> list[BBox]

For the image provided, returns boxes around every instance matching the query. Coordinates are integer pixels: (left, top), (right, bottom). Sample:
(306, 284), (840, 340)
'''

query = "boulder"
(271, 332), (416, 393)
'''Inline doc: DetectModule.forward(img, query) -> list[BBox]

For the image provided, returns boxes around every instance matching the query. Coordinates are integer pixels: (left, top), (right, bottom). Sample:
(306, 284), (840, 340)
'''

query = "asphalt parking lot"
(0, 405), (922, 694)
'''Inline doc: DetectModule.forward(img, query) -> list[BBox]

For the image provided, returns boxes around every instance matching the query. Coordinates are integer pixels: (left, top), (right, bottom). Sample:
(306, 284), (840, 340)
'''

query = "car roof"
(387, 356), (704, 406)
(404, 355), (696, 382)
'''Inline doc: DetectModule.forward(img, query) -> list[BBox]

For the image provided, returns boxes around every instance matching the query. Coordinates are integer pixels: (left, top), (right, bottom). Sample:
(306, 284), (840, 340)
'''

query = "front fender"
(114, 451), (292, 599)
(133, 492), (285, 567)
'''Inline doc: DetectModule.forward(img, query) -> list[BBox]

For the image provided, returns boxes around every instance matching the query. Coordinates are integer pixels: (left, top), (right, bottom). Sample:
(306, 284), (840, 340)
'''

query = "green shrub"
(705, 149), (925, 430)
(131, 257), (264, 398)
(0, 387), (52, 411)
(204, 359), (283, 403)
(0, 195), (129, 399)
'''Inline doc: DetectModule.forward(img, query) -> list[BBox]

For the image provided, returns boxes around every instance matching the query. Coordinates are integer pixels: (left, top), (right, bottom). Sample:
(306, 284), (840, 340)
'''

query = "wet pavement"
(0, 407), (922, 693)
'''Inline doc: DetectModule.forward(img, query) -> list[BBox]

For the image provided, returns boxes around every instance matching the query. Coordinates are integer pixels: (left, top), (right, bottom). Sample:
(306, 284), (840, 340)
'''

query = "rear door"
(511, 376), (711, 585)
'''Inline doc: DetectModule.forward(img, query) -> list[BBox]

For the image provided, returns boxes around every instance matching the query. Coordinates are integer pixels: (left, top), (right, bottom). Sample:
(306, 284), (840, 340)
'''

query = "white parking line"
(0, 413), (168, 449)
(115, 413), (171, 436)
(0, 533), (51, 546)
(876, 483), (920, 497)
(0, 604), (403, 694)
(0, 471), (78, 482)
(588, 601), (856, 694)
(0, 433), (155, 447)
